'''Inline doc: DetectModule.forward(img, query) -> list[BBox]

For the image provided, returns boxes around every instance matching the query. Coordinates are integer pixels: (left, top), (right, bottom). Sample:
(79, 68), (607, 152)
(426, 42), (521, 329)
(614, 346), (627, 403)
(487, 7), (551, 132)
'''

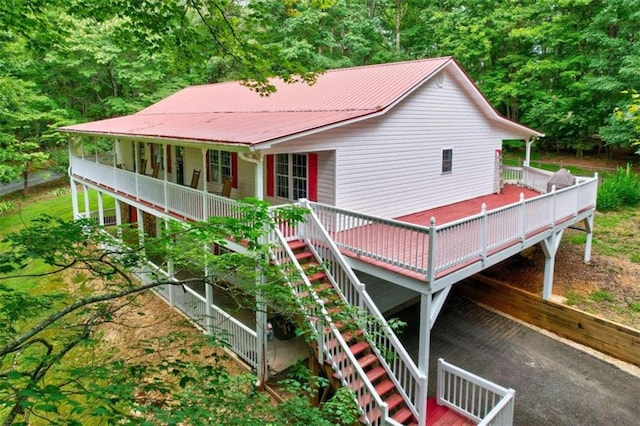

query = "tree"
(0, 200), (359, 424)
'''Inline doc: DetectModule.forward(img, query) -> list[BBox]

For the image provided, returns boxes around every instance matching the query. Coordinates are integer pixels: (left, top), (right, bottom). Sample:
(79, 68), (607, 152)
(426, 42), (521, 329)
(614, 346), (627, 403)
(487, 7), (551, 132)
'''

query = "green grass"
(590, 290), (615, 303)
(0, 185), (115, 292)
(590, 208), (640, 262)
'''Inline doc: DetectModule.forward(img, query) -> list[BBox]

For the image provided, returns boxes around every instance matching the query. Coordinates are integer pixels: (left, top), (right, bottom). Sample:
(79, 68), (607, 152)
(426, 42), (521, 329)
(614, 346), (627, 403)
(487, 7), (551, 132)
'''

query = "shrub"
(597, 164), (640, 211)
(0, 200), (16, 215)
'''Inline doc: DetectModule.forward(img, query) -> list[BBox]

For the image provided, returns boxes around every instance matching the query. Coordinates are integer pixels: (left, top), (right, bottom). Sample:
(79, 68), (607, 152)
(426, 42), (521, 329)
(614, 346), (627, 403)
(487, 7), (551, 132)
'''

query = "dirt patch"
(483, 229), (640, 330)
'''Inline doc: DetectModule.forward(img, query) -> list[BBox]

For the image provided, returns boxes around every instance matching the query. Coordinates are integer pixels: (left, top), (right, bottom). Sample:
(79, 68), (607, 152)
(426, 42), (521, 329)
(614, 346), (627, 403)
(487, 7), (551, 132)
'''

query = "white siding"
(273, 69), (529, 219)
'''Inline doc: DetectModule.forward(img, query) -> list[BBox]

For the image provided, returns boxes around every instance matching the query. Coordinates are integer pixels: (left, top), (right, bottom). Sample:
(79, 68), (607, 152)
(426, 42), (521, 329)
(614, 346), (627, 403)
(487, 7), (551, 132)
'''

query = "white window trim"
(275, 153), (308, 201)
(209, 150), (232, 184)
(441, 148), (453, 174)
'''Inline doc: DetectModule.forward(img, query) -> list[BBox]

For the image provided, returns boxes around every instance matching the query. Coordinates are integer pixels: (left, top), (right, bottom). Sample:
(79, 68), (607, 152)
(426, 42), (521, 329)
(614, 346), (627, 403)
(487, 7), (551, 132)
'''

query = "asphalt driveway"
(394, 292), (640, 425)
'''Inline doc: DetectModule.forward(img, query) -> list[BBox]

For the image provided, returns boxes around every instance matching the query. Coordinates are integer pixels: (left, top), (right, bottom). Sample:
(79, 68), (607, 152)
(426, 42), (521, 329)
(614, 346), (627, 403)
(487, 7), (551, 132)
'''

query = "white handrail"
(269, 224), (389, 425)
(437, 358), (515, 425)
(299, 202), (422, 420)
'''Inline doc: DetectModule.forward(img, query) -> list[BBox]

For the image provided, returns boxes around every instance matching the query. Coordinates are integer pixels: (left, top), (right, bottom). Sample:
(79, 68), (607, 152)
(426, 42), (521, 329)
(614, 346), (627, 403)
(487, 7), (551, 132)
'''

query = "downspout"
(239, 150), (264, 200)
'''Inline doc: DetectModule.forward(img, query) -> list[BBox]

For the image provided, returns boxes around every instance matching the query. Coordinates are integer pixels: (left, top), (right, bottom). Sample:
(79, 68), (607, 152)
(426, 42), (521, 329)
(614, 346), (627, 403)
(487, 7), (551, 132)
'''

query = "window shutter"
(149, 143), (154, 163)
(166, 145), (172, 173)
(266, 154), (274, 197)
(231, 152), (238, 188)
(308, 153), (318, 202)
(205, 150), (210, 181)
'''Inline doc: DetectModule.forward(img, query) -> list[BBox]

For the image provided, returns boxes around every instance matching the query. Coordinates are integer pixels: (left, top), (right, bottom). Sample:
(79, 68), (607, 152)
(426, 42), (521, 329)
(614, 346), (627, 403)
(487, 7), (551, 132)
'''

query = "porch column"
(163, 143), (169, 212)
(524, 138), (534, 167)
(165, 218), (175, 307)
(540, 230), (564, 300)
(201, 148), (208, 219)
(203, 242), (214, 335)
(97, 191), (105, 226)
(83, 184), (90, 218)
(137, 207), (145, 257)
(254, 153), (264, 200)
(134, 141), (140, 199)
(417, 290), (431, 426)
(70, 179), (79, 220)
(115, 199), (123, 239)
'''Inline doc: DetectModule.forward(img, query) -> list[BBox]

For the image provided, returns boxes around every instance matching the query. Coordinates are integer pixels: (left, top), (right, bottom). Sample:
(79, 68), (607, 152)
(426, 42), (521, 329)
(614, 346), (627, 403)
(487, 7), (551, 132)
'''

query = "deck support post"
(115, 199), (123, 239)
(583, 214), (594, 263)
(204, 243), (214, 335)
(540, 229), (564, 300)
(201, 148), (208, 219)
(165, 218), (175, 307)
(136, 207), (145, 257)
(83, 184), (90, 218)
(255, 225), (269, 389)
(97, 191), (104, 226)
(70, 178), (79, 220)
(417, 290), (431, 426)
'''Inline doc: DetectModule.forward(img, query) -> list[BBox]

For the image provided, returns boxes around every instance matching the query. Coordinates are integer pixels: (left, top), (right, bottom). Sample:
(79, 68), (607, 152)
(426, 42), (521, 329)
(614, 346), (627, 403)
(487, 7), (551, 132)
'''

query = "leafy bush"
(0, 200), (16, 215)
(597, 164), (640, 211)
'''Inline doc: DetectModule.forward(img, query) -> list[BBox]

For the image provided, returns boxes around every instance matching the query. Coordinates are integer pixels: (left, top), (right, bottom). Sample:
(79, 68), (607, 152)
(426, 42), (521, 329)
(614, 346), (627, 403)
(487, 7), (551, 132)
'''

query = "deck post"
(480, 203), (487, 263)
(70, 178), (79, 220)
(163, 143), (169, 212)
(255, 226), (269, 389)
(417, 290), (431, 426)
(541, 230), (564, 300)
(115, 199), (123, 239)
(165, 219), (175, 307)
(204, 243), (214, 335)
(83, 184), (90, 218)
(97, 191), (105, 226)
(519, 193), (526, 242)
(583, 214), (594, 263)
(201, 148), (208, 220)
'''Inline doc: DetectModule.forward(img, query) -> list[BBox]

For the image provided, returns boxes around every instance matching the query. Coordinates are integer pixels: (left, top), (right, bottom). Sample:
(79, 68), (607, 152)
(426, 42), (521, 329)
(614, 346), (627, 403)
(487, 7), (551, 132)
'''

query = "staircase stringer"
(268, 225), (390, 425)
(300, 206), (424, 423)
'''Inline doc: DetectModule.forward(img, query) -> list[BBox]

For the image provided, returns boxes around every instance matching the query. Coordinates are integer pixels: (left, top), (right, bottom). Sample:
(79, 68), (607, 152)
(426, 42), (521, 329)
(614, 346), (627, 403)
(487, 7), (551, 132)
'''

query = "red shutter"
(308, 153), (318, 202)
(266, 154), (274, 197)
(231, 152), (238, 188)
(166, 145), (172, 173)
(149, 143), (154, 164)
(205, 150), (210, 181)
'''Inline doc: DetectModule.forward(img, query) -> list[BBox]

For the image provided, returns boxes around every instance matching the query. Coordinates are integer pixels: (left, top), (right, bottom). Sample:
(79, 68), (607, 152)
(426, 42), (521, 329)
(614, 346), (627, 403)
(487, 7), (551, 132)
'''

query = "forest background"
(1, 0), (640, 186)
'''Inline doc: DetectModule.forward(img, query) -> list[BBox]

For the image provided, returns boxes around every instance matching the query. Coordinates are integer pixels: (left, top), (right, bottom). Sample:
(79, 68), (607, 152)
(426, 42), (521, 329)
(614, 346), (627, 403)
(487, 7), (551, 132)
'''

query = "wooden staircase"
(287, 240), (418, 425)
(427, 398), (475, 426)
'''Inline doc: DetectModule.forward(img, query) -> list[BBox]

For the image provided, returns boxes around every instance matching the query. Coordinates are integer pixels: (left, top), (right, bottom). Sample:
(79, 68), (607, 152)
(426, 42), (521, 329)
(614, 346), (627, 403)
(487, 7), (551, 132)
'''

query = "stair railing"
(268, 224), (390, 426)
(298, 200), (423, 422)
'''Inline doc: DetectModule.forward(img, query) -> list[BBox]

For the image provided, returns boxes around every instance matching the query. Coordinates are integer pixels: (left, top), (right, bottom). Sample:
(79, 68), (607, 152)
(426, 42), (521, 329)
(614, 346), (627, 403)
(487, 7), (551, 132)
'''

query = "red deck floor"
(396, 185), (540, 226)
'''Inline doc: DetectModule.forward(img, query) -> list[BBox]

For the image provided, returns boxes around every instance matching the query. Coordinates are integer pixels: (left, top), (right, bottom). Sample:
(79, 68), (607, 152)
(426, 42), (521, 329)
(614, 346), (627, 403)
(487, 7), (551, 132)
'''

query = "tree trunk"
(22, 163), (29, 195)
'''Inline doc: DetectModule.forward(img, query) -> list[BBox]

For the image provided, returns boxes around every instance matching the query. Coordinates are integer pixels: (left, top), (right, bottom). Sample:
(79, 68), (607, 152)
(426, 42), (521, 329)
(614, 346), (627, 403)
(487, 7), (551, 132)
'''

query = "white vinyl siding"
(275, 68), (530, 218)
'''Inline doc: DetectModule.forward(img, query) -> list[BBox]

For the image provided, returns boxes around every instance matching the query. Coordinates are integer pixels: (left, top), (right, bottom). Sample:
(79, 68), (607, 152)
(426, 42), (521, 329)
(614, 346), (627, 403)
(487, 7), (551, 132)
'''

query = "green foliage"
(590, 290), (615, 303)
(564, 291), (584, 306)
(628, 300), (640, 313)
(596, 165), (640, 211)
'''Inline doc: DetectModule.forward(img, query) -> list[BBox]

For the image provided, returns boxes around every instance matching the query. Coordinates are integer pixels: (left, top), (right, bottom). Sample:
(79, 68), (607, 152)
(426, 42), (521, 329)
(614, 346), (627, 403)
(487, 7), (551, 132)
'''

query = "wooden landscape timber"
(456, 275), (640, 367)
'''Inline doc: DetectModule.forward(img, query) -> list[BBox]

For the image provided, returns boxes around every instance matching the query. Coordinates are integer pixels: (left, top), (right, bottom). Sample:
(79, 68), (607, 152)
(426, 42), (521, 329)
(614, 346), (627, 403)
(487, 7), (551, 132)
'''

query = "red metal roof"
(59, 57), (541, 145)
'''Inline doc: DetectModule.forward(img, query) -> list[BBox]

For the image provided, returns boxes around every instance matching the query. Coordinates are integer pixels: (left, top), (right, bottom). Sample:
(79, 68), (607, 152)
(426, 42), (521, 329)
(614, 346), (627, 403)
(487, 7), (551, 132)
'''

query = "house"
(59, 57), (597, 425)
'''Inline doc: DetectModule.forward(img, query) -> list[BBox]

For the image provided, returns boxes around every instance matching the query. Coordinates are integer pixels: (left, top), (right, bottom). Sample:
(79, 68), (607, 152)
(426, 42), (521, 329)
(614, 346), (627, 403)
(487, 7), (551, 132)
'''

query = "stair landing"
(427, 398), (475, 426)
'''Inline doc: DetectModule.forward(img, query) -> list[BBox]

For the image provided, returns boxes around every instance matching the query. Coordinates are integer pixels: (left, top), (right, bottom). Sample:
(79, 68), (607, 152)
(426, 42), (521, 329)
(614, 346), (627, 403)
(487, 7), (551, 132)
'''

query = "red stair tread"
(391, 407), (413, 423)
(307, 271), (327, 282)
(357, 353), (378, 369)
(374, 379), (395, 396)
(349, 341), (370, 356)
(367, 366), (387, 383)
(287, 240), (307, 250)
(385, 392), (404, 411)
(295, 251), (313, 261)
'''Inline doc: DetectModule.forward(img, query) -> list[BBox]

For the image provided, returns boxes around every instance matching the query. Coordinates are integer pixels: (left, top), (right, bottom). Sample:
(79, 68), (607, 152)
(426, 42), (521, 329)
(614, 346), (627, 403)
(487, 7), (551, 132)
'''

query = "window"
(442, 149), (453, 174)
(275, 153), (307, 200)
(150, 143), (164, 169)
(209, 150), (232, 183)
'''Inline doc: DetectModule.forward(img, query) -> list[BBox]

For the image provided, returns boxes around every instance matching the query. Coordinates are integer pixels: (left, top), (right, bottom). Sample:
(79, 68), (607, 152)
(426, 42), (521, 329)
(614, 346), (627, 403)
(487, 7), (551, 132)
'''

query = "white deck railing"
(299, 204), (423, 422)
(308, 168), (597, 280)
(146, 263), (258, 369)
(437, 358), (515, 425)
(71, 156), (241, 222)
